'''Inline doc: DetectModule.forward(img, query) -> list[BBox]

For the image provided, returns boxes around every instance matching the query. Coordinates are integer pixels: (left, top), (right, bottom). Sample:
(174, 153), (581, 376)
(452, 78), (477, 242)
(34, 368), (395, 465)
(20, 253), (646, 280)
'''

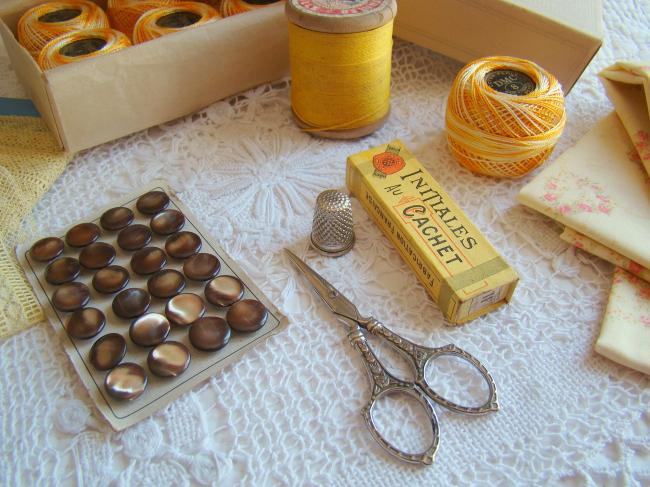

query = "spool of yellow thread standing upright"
(38, 28), (131, 70)
(108, 0), (181, 39)
(445, 56), (566, 178)
(286, 0), (397, 139)
(18, 0), (109, 59)
(133, 2), (220, 43)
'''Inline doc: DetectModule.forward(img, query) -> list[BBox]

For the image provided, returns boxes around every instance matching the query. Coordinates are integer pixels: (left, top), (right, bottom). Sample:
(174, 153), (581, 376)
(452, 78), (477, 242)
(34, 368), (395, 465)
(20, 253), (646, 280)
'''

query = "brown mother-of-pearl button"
(89, 333), (127, 370)
(79, 242), (116, 269)
(150, 209), (185, 235)
(112, 288), (151, 318)
(147, 341), (191, 377)
(65, 222), (100, 247)
(147, 269), (186, 298)
(66, 307), (106, 339)
(137, 190), (170, 215)
(104, 363), (147, 400)
(183, 253), (220, 281)
(165, 293), (205, 326)
(226, 299), (268, 332)
(117, 224), (152, 251)
(30, 237), (64, 262)
(52, 282), (90, 312)
(100, 206), (135, 231)
(130, 247), (167, 275)
(204, 275), (245, 307)
(188, 316), (231, 351)
(165, 231), (202, 259)
(129, 313), (170, 347)
(92, 265), (130, 294)
(45, 257), (81, 285)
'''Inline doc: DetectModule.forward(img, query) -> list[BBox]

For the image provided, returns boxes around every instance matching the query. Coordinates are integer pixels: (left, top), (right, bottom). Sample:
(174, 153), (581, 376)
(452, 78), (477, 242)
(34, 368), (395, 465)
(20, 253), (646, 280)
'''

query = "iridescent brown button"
(112, 288), (151, 318)
(52, 282), (90, 312)
(165, 293), (205, 326)
(130, 247), (167, 275)
(205, 275), (245, 307)
(226, 299), (268, 332)
(165, 231), (202, 259)
(45, 257), (80, 285)
(100, 207), (134, 231)
(79, 242), (116, 269)
(90, 333), (126, 370)
(65, 222), (100, 247)
(66, 307), (105, 339)
(137, 190), (170, 215)
(129, 313), (170, 347)
(104, 363), (147, 400)
(183, 253), (220, 281)
(117, 224), (152, 251)
(150, 209), (185, 235)
(30, 237), (64, 262)
(189, 316), (231, 351)
(147, 341), (190, 377)
(147, 269), (185, 298)
(92, 265), (130, 294)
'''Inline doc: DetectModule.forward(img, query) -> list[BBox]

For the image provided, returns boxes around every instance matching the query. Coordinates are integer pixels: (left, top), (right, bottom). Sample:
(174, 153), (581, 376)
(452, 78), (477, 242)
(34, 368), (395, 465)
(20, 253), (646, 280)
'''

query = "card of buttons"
(18, 182), (287, 430)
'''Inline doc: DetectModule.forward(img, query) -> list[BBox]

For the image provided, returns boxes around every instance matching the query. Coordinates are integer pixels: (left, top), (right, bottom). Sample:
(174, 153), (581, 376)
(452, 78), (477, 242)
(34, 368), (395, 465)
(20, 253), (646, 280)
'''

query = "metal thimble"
(310, 190), (355, 257)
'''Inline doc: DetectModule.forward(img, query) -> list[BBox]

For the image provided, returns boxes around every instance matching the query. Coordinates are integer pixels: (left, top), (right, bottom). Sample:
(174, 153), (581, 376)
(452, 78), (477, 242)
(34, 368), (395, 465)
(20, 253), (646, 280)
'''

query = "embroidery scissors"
(285, 249), (498, 466)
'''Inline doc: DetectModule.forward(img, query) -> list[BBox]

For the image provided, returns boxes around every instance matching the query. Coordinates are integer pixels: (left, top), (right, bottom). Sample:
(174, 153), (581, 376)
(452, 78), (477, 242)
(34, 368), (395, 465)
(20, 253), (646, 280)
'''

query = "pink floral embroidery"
(557, 205), (571, 214)
(598, 204), (611, 214)
(629, 261), (643, 274)
(634, 130), (650, 164)
(578, 203), (593, 212)
(544, 193), (557, 202)
(640, 316), (650, 326)
(540, 172), (613, 216)
(574, 241), (584, 249)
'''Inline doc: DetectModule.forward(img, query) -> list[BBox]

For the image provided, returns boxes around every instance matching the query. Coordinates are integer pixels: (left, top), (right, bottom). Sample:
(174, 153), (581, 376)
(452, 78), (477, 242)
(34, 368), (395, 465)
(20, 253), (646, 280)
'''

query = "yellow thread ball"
(133, 2), (220, 43)
(219, 0), (281, 17)
(18, 0), (109, 59)
(38, 28), (131, 70)
(445, 56), (566, 178)
(107, 0), (181, 39)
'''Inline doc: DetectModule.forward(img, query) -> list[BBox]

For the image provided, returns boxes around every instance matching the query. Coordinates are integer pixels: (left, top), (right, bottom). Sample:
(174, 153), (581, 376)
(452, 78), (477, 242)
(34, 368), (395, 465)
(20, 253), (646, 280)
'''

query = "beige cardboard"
(394, 0), (603, 93)
(1, 2), (289, 152)
(17, 181), (288, 431)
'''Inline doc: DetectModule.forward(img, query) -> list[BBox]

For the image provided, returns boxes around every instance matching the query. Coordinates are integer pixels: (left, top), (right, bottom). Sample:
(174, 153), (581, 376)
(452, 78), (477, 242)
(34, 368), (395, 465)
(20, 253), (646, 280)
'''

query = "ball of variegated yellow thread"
(133, 2), (220, 43)
(445, 56), (566, 178)
(219, 0), (281, 17)
(18, 0), (109, 59)
(107, 0), (181, 39)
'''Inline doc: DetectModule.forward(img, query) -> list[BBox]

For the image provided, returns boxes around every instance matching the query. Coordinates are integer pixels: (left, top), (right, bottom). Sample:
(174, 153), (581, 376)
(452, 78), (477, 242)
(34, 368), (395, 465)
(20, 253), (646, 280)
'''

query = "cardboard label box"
(0, 1), (290, 153)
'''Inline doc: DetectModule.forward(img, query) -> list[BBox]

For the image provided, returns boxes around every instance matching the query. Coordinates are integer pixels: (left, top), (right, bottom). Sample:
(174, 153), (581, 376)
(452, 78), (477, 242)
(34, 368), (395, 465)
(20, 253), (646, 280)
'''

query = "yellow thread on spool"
(219, 0), (281, 17)
(445, 56), (566, 178)
(108, 0), (181, 39)
(38, 28), (131, 70)
(18, 0), (109, 59)
(133, 2), (220, 43)
(286, 0), (396, 139)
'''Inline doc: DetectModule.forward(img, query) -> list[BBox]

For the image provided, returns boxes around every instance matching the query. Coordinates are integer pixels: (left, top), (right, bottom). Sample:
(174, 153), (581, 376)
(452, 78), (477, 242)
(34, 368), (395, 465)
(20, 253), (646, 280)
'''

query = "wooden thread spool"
(445, 56), (566, 178)
(219, 0), (281, 17)
(286, 0), (397, 139)
(133, 2), (220, 43)
(18, 0), (109, 59)
(38, 28), (131, 70)
(107, 0), (181, 39)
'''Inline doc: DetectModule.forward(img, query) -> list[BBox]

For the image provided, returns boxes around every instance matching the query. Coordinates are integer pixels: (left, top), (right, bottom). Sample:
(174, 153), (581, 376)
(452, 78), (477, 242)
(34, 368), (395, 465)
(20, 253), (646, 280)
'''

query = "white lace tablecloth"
(2, 1), (649, 485)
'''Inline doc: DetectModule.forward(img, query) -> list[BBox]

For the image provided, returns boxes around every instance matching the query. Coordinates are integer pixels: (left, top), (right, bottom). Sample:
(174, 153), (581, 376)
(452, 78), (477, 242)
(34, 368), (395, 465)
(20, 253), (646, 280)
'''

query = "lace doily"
(1, 0), (649, 484)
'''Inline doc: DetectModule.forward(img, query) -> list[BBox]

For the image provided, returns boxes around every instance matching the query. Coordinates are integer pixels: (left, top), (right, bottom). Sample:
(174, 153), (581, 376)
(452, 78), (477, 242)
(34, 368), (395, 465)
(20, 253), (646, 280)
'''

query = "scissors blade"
(285, 249), (361, 324)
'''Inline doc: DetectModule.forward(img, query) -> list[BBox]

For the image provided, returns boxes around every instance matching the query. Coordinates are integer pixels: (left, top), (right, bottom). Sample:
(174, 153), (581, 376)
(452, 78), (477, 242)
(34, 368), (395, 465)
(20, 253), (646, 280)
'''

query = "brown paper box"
(0, 1), (289, 153)
(394, 0), (603, 93)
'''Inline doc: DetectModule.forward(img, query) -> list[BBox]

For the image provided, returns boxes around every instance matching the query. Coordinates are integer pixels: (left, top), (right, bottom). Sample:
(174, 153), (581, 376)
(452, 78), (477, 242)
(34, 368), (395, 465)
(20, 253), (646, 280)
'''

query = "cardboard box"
(346, 140), (518, 324)
(394, 0), (603, 93)
(0, 1), (289, 152)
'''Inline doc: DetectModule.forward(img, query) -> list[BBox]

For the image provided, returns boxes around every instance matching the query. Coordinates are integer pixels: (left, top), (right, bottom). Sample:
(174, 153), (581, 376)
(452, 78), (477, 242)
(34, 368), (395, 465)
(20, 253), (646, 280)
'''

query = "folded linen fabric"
(600, 61), (650, 176)
(517, 112), (650, 269)
(560, 227), (650, 282)
(0, 98), (70, 339)
(595, 267), (650, 375)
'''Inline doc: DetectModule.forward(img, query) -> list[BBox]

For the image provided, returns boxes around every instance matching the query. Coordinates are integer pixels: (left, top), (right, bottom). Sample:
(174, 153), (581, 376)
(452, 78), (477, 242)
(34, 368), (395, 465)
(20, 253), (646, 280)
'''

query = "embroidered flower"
(598, 204), (612, 214)
(557, 205), (571, 214)
(121, 420), (163, 460)
(577, 203), (593, 212)
(53, 399), (90, 435)
(544, 193), (557, 202)
(640, 316), (650, 326)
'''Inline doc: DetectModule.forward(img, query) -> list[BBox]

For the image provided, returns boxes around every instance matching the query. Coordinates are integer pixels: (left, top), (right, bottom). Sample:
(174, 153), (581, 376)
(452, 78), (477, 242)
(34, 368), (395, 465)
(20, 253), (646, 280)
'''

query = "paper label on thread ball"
(485, 69), (536, 96)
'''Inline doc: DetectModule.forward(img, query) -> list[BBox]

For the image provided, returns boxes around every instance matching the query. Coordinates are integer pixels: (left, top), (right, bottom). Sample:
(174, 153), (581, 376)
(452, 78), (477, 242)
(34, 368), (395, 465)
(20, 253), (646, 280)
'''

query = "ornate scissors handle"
(360, 318), (499, 415)
(348, 327), (440, 466)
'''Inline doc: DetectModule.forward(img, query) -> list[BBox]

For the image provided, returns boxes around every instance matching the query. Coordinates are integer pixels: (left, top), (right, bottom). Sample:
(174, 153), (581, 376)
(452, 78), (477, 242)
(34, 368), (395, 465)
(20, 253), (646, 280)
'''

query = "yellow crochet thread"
(288, 21), (392, 133)
(0, 114), (69, 339)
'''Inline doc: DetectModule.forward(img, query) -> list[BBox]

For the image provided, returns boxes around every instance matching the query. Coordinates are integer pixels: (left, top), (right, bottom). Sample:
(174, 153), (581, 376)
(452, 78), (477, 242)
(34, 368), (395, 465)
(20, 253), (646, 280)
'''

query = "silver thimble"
(310, 190), (355, 257)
